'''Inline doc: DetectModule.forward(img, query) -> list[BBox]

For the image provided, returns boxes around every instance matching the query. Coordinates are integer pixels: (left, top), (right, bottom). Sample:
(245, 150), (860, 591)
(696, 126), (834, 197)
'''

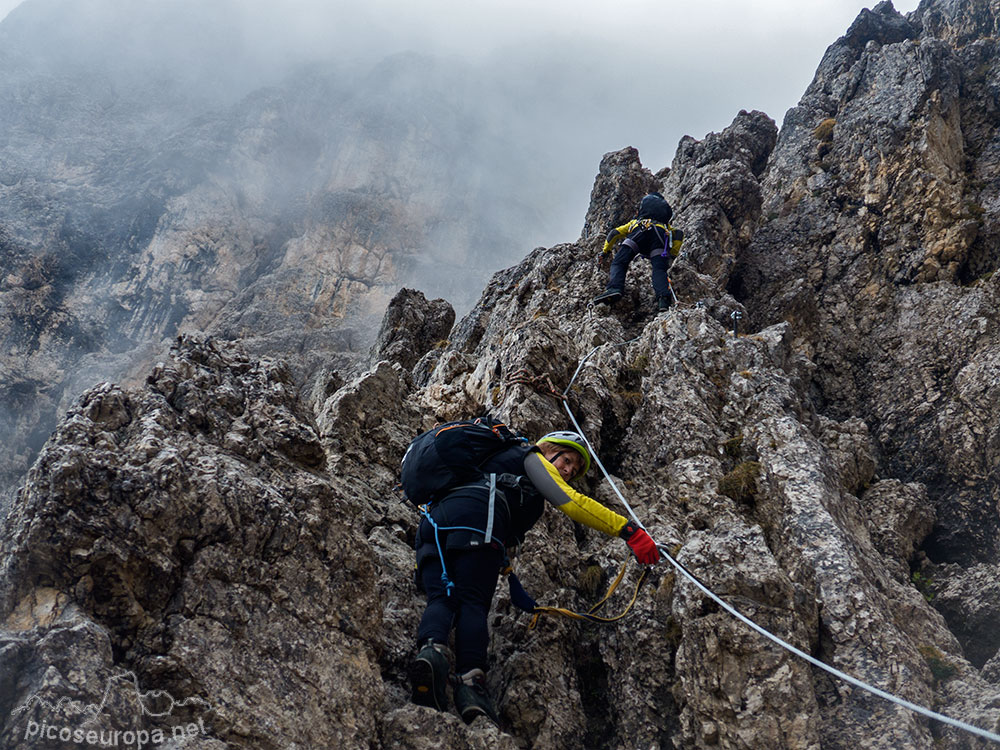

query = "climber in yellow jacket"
(408, 428), (659, 726)
(594, 192), (684, 311)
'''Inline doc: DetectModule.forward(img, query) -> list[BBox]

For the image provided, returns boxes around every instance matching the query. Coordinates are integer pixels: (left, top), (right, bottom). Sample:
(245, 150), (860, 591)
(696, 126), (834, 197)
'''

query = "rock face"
(3, 1), (1000, 749)
(737, 0), (1000, 568)
(368, 288), (455, 373)
(730, 0), (1000, 668)
(0, 336), (395, 749)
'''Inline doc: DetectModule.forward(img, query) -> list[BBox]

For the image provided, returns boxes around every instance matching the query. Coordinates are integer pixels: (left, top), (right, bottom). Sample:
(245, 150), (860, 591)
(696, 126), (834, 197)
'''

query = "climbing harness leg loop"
(420, 493), (507, 599)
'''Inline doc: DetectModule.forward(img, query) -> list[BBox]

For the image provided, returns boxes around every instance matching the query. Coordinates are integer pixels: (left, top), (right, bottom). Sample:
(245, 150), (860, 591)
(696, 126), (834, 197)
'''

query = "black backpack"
(637, 192), (672, 223)
(400, 417), (528, 507)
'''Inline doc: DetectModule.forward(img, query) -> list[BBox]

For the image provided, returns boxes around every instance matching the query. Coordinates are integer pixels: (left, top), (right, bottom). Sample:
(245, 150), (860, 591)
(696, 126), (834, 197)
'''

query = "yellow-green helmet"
(537, 431), (591, 477)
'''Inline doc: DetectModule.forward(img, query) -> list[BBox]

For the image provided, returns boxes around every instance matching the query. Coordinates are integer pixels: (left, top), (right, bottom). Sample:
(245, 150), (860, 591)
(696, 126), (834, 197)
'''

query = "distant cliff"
(3, 1), (1000, 749)
(0, 2), (569, 508)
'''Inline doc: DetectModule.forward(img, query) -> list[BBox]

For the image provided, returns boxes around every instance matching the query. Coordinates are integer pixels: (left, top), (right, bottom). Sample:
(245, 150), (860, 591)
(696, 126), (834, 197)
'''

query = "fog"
(0, 0), (922, 260)
(0, 0), (926, 310)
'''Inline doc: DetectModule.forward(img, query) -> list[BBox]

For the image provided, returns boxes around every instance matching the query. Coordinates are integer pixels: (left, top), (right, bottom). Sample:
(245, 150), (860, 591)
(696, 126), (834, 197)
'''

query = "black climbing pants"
(608, 242), (672, 299)
(417, 547), (503, 674)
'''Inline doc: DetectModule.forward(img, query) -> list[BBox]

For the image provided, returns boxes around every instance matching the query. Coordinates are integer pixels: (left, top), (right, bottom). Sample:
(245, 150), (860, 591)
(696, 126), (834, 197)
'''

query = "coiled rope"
(527, 559), (650, 629)
(561, 336), (1000, 745)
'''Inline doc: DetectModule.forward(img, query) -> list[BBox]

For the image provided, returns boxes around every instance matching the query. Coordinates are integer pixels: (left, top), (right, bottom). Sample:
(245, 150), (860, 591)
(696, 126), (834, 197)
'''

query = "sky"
(237, 0), (922, 171)
(0, 0), (921, 172)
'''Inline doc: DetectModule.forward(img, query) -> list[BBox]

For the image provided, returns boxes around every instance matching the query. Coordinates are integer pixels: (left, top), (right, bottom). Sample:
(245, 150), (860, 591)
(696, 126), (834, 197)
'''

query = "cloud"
(1, 0), (922, 161)
(206, 0), (923, 170)
(0, 0), (928, 276)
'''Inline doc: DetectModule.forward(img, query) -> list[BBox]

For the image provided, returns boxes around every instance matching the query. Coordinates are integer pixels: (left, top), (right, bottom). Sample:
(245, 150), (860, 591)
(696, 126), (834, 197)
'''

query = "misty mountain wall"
(0, 0), (647, 508)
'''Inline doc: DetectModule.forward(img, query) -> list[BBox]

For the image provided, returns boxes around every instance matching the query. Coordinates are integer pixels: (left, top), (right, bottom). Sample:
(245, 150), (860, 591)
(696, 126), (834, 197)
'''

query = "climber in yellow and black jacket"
(409, 430), (659, 726)
(593, 192), (684, 312)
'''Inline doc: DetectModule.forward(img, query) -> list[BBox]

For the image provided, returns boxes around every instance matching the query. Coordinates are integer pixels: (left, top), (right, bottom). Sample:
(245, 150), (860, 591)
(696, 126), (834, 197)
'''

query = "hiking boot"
(409, 640), (451, 711)
(658, 296), (673, 312)
(593, 288), (623, 305)
(454, 669), (500, 726)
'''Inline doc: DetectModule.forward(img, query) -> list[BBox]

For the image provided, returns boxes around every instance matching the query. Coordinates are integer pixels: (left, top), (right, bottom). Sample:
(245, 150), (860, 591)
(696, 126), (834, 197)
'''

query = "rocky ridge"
(734, 0), (1000, 668)
(3, 0), (1000, 748)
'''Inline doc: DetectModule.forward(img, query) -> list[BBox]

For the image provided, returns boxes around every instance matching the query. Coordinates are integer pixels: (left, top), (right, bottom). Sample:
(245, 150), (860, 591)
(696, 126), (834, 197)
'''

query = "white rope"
(562, 339), (646, 530)
(655, 545), (1000, 743)
(561, 340), (1000, 745)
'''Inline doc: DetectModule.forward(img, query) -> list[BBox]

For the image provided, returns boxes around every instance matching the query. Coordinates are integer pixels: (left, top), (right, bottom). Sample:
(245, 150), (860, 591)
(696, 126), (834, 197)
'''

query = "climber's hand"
(620, 522), (660, 565)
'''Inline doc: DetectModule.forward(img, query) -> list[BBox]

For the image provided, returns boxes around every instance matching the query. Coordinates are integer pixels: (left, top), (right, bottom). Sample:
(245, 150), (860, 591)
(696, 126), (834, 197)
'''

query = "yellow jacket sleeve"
(601, 219), (638, 254)
(523, 452), (627, 537)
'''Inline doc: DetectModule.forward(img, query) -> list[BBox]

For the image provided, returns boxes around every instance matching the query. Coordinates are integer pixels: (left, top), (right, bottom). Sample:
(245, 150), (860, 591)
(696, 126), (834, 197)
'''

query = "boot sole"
(459, 704), (499, 727)
(409, 656), (448, 711)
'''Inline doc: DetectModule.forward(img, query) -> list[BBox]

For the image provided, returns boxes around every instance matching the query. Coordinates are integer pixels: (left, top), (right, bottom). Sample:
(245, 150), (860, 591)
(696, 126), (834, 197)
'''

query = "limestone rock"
(666, 109), (777, 287)
(861, 480), (935, 582)
(921, 561), (1000, 669)
(368, 287), (455, 374)
(581, 147), (661, 245)
(5, 1), (1000, 748)
(736, 0), (1000, 575)
(1, 336), (386, 749)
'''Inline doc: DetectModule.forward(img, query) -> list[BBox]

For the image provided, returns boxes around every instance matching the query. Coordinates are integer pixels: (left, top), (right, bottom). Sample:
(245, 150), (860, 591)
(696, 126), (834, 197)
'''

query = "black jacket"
(414, 443), (543, 564)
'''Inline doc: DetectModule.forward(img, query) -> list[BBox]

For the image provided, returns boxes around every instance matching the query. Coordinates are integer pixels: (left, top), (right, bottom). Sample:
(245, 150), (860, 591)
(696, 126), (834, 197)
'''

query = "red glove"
(620, 522), (660, 565)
